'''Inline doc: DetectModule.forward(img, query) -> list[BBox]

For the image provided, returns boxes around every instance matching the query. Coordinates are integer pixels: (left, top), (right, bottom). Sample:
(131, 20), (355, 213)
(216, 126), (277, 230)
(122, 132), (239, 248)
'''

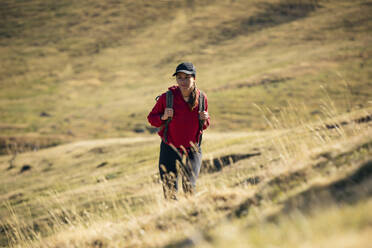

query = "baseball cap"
(172, 62), (196, 76)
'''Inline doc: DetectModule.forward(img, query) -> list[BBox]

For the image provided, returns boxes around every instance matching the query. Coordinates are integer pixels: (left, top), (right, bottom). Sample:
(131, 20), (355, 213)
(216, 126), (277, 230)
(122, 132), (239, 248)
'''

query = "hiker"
(147, 62), (210, 199)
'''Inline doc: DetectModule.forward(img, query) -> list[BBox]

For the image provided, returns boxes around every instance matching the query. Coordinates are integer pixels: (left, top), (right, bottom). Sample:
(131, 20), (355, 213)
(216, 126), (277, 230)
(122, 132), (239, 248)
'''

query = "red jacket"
(147, 86), (210, 148)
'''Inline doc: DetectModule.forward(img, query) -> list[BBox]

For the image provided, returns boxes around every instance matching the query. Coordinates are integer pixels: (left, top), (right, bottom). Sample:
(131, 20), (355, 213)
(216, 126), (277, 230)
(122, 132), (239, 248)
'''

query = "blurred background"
(1, 0), (370, 153)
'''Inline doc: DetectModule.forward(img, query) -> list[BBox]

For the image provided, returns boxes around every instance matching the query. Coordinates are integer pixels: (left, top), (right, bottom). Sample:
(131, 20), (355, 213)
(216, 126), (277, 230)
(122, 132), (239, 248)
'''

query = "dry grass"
(0, 0), (371, 247)
(0, 102), (371, 247)
(0, 0), (371, 142)
(202, 199), (372, 248)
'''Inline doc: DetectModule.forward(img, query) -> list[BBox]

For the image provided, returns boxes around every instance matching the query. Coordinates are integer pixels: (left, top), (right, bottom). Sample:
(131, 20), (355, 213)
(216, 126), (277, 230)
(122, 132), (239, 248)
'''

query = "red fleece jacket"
(147, 86), (210, 149)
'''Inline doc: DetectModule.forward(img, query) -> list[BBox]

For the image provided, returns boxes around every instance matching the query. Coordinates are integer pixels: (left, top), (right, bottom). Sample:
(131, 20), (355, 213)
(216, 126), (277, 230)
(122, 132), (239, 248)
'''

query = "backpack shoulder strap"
(198, 90), (205, 130)
(198, 90), (205, 113)
(166, 90), (173, 109)
(197, 90), (205, 145)
(163, 90), (173, 143)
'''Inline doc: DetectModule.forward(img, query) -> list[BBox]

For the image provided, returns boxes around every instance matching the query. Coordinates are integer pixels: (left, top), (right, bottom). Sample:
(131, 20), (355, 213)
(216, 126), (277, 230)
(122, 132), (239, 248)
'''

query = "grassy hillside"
(1, 0), (371, 147)
(0, 0), (372, 247)
(0, 104), (371, 247)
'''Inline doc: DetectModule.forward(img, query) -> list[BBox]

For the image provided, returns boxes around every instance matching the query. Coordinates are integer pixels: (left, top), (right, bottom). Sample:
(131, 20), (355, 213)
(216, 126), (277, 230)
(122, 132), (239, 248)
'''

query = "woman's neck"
(180, 88), (191, 97)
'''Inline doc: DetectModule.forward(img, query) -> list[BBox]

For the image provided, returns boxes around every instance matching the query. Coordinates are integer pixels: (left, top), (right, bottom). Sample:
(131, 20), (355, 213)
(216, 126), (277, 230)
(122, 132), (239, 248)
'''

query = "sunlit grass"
(202, 198), (372, 248)
(0, 0), (371, 141)
(1, 100), (371, 247)
(0, 0), (371, 247)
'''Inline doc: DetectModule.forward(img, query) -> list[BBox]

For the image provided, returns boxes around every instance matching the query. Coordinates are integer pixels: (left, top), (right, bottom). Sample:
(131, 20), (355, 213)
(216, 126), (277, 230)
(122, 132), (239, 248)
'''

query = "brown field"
(0, 0), (371, 247)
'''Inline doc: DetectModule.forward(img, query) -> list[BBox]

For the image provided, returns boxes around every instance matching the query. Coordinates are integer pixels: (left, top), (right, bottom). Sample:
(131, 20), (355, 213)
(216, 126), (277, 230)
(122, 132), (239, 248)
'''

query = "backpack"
(157, 90), (205, 145)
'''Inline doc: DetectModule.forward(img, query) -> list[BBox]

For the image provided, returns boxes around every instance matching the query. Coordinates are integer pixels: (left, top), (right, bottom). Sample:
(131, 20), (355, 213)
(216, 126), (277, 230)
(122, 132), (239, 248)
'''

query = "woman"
(147, 62), (210, 199)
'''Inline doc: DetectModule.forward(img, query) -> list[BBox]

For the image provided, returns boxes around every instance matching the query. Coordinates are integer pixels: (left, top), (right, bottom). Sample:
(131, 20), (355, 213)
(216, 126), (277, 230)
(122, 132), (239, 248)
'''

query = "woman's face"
(176, 72), (195, 92)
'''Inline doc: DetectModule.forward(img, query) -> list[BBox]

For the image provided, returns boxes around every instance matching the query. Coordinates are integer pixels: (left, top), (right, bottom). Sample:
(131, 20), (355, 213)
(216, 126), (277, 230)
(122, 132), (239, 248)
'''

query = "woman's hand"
(199, 111), (209, 121)
(161, 108), (174, 120)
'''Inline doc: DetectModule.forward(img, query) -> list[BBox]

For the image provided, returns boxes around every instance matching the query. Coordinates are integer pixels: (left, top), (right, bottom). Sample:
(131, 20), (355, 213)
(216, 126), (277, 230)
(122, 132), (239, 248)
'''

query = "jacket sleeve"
(147, 93), (166, 127)
(203, 92), (210, 130)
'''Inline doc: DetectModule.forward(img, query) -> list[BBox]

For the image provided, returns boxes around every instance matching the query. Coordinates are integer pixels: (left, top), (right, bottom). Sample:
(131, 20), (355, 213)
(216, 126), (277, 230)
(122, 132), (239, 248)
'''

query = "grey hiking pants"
(158, 141), (202, 198)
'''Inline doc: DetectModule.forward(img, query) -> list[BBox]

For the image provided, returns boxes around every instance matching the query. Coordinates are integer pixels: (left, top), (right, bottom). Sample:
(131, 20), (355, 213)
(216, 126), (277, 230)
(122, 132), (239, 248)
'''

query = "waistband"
(161, 141), (200, 154)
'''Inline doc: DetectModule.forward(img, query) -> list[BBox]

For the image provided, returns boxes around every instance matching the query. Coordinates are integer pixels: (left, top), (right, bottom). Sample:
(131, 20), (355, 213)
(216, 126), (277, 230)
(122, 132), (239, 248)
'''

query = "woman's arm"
(147, 94), (166, 127)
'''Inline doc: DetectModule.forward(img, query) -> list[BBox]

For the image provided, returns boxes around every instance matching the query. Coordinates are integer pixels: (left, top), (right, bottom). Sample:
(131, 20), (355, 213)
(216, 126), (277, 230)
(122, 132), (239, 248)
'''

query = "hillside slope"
(0, 0), (371, 146)
(0, 106), (371, 247)
(0, 0), (372, 247)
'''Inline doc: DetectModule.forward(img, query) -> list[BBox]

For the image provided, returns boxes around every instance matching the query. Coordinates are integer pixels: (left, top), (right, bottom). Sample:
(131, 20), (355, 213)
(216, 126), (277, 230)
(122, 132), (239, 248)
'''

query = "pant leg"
(182, 146), (202, 194)
(158, 141), (181, 199)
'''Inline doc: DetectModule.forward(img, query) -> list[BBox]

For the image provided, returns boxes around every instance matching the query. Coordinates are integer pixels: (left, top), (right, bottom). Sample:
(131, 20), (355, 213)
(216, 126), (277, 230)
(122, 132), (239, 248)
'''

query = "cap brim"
(172, 70), (194, 76)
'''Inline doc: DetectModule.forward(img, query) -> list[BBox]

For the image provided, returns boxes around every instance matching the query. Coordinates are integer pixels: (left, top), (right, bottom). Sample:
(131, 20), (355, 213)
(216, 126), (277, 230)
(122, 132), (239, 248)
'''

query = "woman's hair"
(187, 80), (198, 110)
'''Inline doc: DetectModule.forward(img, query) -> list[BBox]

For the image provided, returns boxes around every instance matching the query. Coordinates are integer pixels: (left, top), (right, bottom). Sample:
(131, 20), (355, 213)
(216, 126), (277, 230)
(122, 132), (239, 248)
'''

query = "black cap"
(172, 62), (196, 76)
